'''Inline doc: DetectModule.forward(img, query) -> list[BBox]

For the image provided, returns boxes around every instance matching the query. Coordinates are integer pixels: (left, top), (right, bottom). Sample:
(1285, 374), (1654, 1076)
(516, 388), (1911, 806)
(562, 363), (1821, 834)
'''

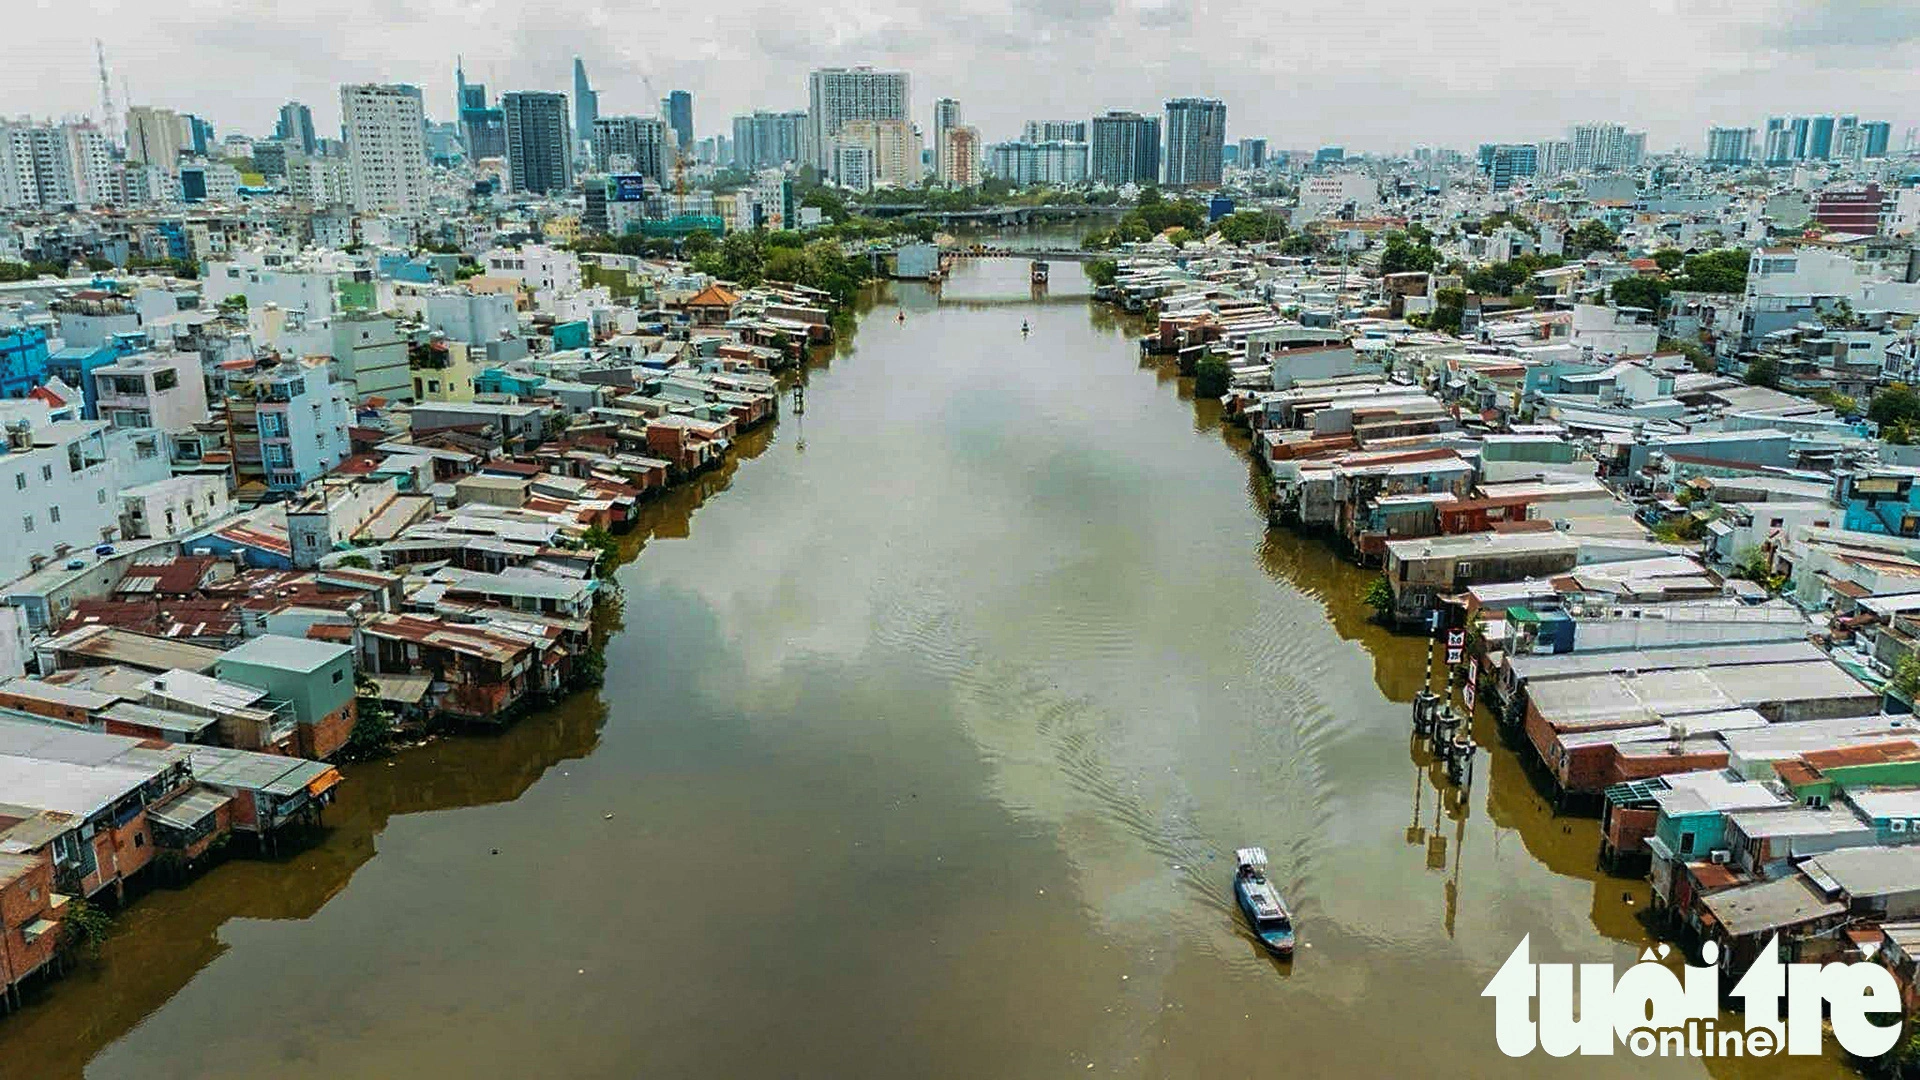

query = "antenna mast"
(95, 40), (120, 147)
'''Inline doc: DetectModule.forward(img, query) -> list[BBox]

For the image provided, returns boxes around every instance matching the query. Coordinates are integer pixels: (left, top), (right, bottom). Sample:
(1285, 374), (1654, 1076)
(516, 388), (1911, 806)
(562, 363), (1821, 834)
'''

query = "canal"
(0, 256), (1849, 1078)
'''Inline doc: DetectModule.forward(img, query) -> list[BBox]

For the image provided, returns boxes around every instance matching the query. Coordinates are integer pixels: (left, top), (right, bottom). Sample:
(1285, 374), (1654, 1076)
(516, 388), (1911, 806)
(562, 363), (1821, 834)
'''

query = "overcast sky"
(6, 0), (1917, 154)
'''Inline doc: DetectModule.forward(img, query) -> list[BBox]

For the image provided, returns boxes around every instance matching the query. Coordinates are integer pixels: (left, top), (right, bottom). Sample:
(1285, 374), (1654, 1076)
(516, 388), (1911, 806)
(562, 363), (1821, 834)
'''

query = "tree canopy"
(1674, 248), (1748, 294)
(1610, 276), (1669, 313)
(1566, 219), (1619, 257)
(1379, 231), (1439, 275)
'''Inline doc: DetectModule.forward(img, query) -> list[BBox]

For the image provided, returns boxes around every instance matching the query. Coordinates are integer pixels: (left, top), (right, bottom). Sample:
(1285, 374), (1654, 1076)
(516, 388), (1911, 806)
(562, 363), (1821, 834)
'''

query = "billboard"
(611, 174), (648, 202)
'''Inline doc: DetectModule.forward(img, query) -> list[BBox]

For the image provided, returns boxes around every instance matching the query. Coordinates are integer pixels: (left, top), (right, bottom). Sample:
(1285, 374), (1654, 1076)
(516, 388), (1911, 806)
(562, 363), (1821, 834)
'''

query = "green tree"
(1165, 227), (1195, 249)
(64, 898), (113, 957)
(346, 698), (394, 758)
(1379, 231), (1439, 275)
(1731, 545), (1772, 584)
(335, 553), (373, 570)
(1363, 575), (1395, 620)
(1215, 210), (1285, 246)
(1871, 384), (1920, 428)
(1651, 248), (1686, 273)
(1193, 355), (1232, 397)
(1660, 337), (1713, 372)
(1892, 653), (1920, 704)
(1425, 287), (1466, 334)
(1744, 356), (1780, 389)
(1567, 219), (1619, 257)
(1676, 248), (1748, 293)
(1610, 276), (1670, 313)
(580, 526), (621, 577)
(1083, 258), (1118, 287)
(681, 229), (718, 258)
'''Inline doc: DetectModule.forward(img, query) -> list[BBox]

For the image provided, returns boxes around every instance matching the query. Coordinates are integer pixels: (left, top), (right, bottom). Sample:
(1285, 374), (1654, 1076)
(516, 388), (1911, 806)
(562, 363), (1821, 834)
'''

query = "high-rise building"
(985, 140), (1086, 187)
(1789, 116), (1811, 159)
(831, 118), (920, 188)
(730, 110), (806, 170)
(1534, 139), (1572, 178)
(1763, 117), (1794, 165)
(502, 91), (573, 195)
(1022, 120), (1088, 144)
(1704, 127), (1754, 165)
(592, 116), (668, 181)
(1236, 138), (1267, 170)
(125, 106), (188, 175)
(806, 66), (909, 172)
(572, 58), (599, 150)
(184, 115), (215, 157)
(340, 83), (429, 215)
(276, 102), (317, 155)
(1089, 111), (1160, 186)
(1163, 98), (1225, 188)
(1808, 115), (1836, 160)
(1864, 121), (1892, 160)
(943, 125), (982, 189)
(933, 97), (960, 185)
(1483, 143), (1538, 191)
(667, 91), (693, 152)
(1568, 122), (1644, 171)
(0, 120), (117, 208)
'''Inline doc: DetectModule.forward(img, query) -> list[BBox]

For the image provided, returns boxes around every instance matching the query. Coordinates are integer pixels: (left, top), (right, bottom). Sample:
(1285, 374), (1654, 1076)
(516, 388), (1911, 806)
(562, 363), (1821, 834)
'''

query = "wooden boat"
(1233, 847), (1294, 957)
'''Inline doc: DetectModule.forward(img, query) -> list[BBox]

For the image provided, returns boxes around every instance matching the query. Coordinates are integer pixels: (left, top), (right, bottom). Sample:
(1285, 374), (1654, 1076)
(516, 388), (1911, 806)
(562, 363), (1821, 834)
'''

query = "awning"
(148, 786), (232, 831)
(367, 673), (431, 705)
(306, 768), (343, 799)
(22, 918), (57, 942)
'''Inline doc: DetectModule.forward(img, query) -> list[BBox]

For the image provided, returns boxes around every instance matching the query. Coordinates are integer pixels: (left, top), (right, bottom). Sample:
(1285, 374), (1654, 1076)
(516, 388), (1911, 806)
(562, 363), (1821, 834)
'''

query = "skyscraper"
(1163, 98), (1225, 188)
(667, 91), (693, 152)
(933, 97), (960, 185)
(1808, 115), (1835, 160)
(1089, 111), (1160, 186)
(806, 66), (909, 172)
(730, 110), (805, 170)
(1704, 127), (1754, 165)
(942, 125), (982, 189)
(593, 115), (668, 181)
(1568, 122), (1644, 171)
(1022, 120), (1087, 143)
(276, 102), (317, 156)
(1789, 116), (1811, 159)
(124, 106), (188, 175)
(572, 58), (599, 150)
(502, 91), (574, 194)
(1237, 138), (1267, 170)
(830, 118), (920, 188)
(340, 83), (429, 214)
(1864, 121), (1892, 160)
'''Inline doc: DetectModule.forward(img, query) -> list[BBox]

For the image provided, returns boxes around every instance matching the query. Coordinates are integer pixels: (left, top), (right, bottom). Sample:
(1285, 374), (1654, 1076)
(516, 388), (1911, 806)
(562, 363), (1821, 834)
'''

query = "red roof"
(685, 284), (741, 308)
(26, 385), (66, 407)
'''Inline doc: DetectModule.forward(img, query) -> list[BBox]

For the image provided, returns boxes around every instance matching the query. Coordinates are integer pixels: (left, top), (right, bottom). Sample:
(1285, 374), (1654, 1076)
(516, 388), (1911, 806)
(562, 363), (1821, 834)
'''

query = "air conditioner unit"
(1709, 850), (1732, 865)
(1893, 819), (1909, 833)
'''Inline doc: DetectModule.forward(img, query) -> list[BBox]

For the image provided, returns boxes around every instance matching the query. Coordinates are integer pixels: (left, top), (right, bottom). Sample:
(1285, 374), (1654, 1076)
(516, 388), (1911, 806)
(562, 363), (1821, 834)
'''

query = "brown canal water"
(0, 258), (1853, 1079)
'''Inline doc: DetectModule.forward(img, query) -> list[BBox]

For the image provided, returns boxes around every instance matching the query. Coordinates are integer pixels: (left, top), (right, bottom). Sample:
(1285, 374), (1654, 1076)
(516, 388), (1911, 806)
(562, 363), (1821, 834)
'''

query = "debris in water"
(604, 813), (614, 820)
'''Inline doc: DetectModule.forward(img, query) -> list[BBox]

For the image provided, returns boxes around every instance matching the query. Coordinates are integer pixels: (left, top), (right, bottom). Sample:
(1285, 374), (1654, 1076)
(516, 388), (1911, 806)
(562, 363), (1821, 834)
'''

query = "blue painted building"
(474, 369), (545, 397)
(549, 320), (590, 351)
(0, 324), (51, 399)
(1836, 468), (1920, 537)
(47, 333), (145, 419)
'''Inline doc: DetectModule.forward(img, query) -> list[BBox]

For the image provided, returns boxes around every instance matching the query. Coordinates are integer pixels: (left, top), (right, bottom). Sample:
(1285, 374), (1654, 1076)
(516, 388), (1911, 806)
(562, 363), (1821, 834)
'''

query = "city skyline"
(6, 0), (1915, 154)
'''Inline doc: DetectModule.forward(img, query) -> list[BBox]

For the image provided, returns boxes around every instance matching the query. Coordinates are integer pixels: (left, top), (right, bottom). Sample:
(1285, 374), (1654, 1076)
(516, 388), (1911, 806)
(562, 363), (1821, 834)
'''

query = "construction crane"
(95, 39), (120, 148)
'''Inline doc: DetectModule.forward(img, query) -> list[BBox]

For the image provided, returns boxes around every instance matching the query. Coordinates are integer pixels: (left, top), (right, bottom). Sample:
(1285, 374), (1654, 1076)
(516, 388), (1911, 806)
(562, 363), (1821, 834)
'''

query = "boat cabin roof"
(1243, 878), (1289, 922)
(1235, 846), (1268, 870)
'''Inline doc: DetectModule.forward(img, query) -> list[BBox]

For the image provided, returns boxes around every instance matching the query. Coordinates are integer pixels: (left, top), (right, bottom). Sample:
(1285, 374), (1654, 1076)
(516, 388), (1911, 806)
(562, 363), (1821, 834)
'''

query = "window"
(48, 506), (59, 524)
(153, 369), (178, 391)
(21, 515), (31, 533)
(12, 473), (21, 491)
(1679, 832), (1695, 855)
(332, 669), (344, 683)
(97, 489), (106, 504)
(40, 464), (51, 481)
(133, 832), (144, 848)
